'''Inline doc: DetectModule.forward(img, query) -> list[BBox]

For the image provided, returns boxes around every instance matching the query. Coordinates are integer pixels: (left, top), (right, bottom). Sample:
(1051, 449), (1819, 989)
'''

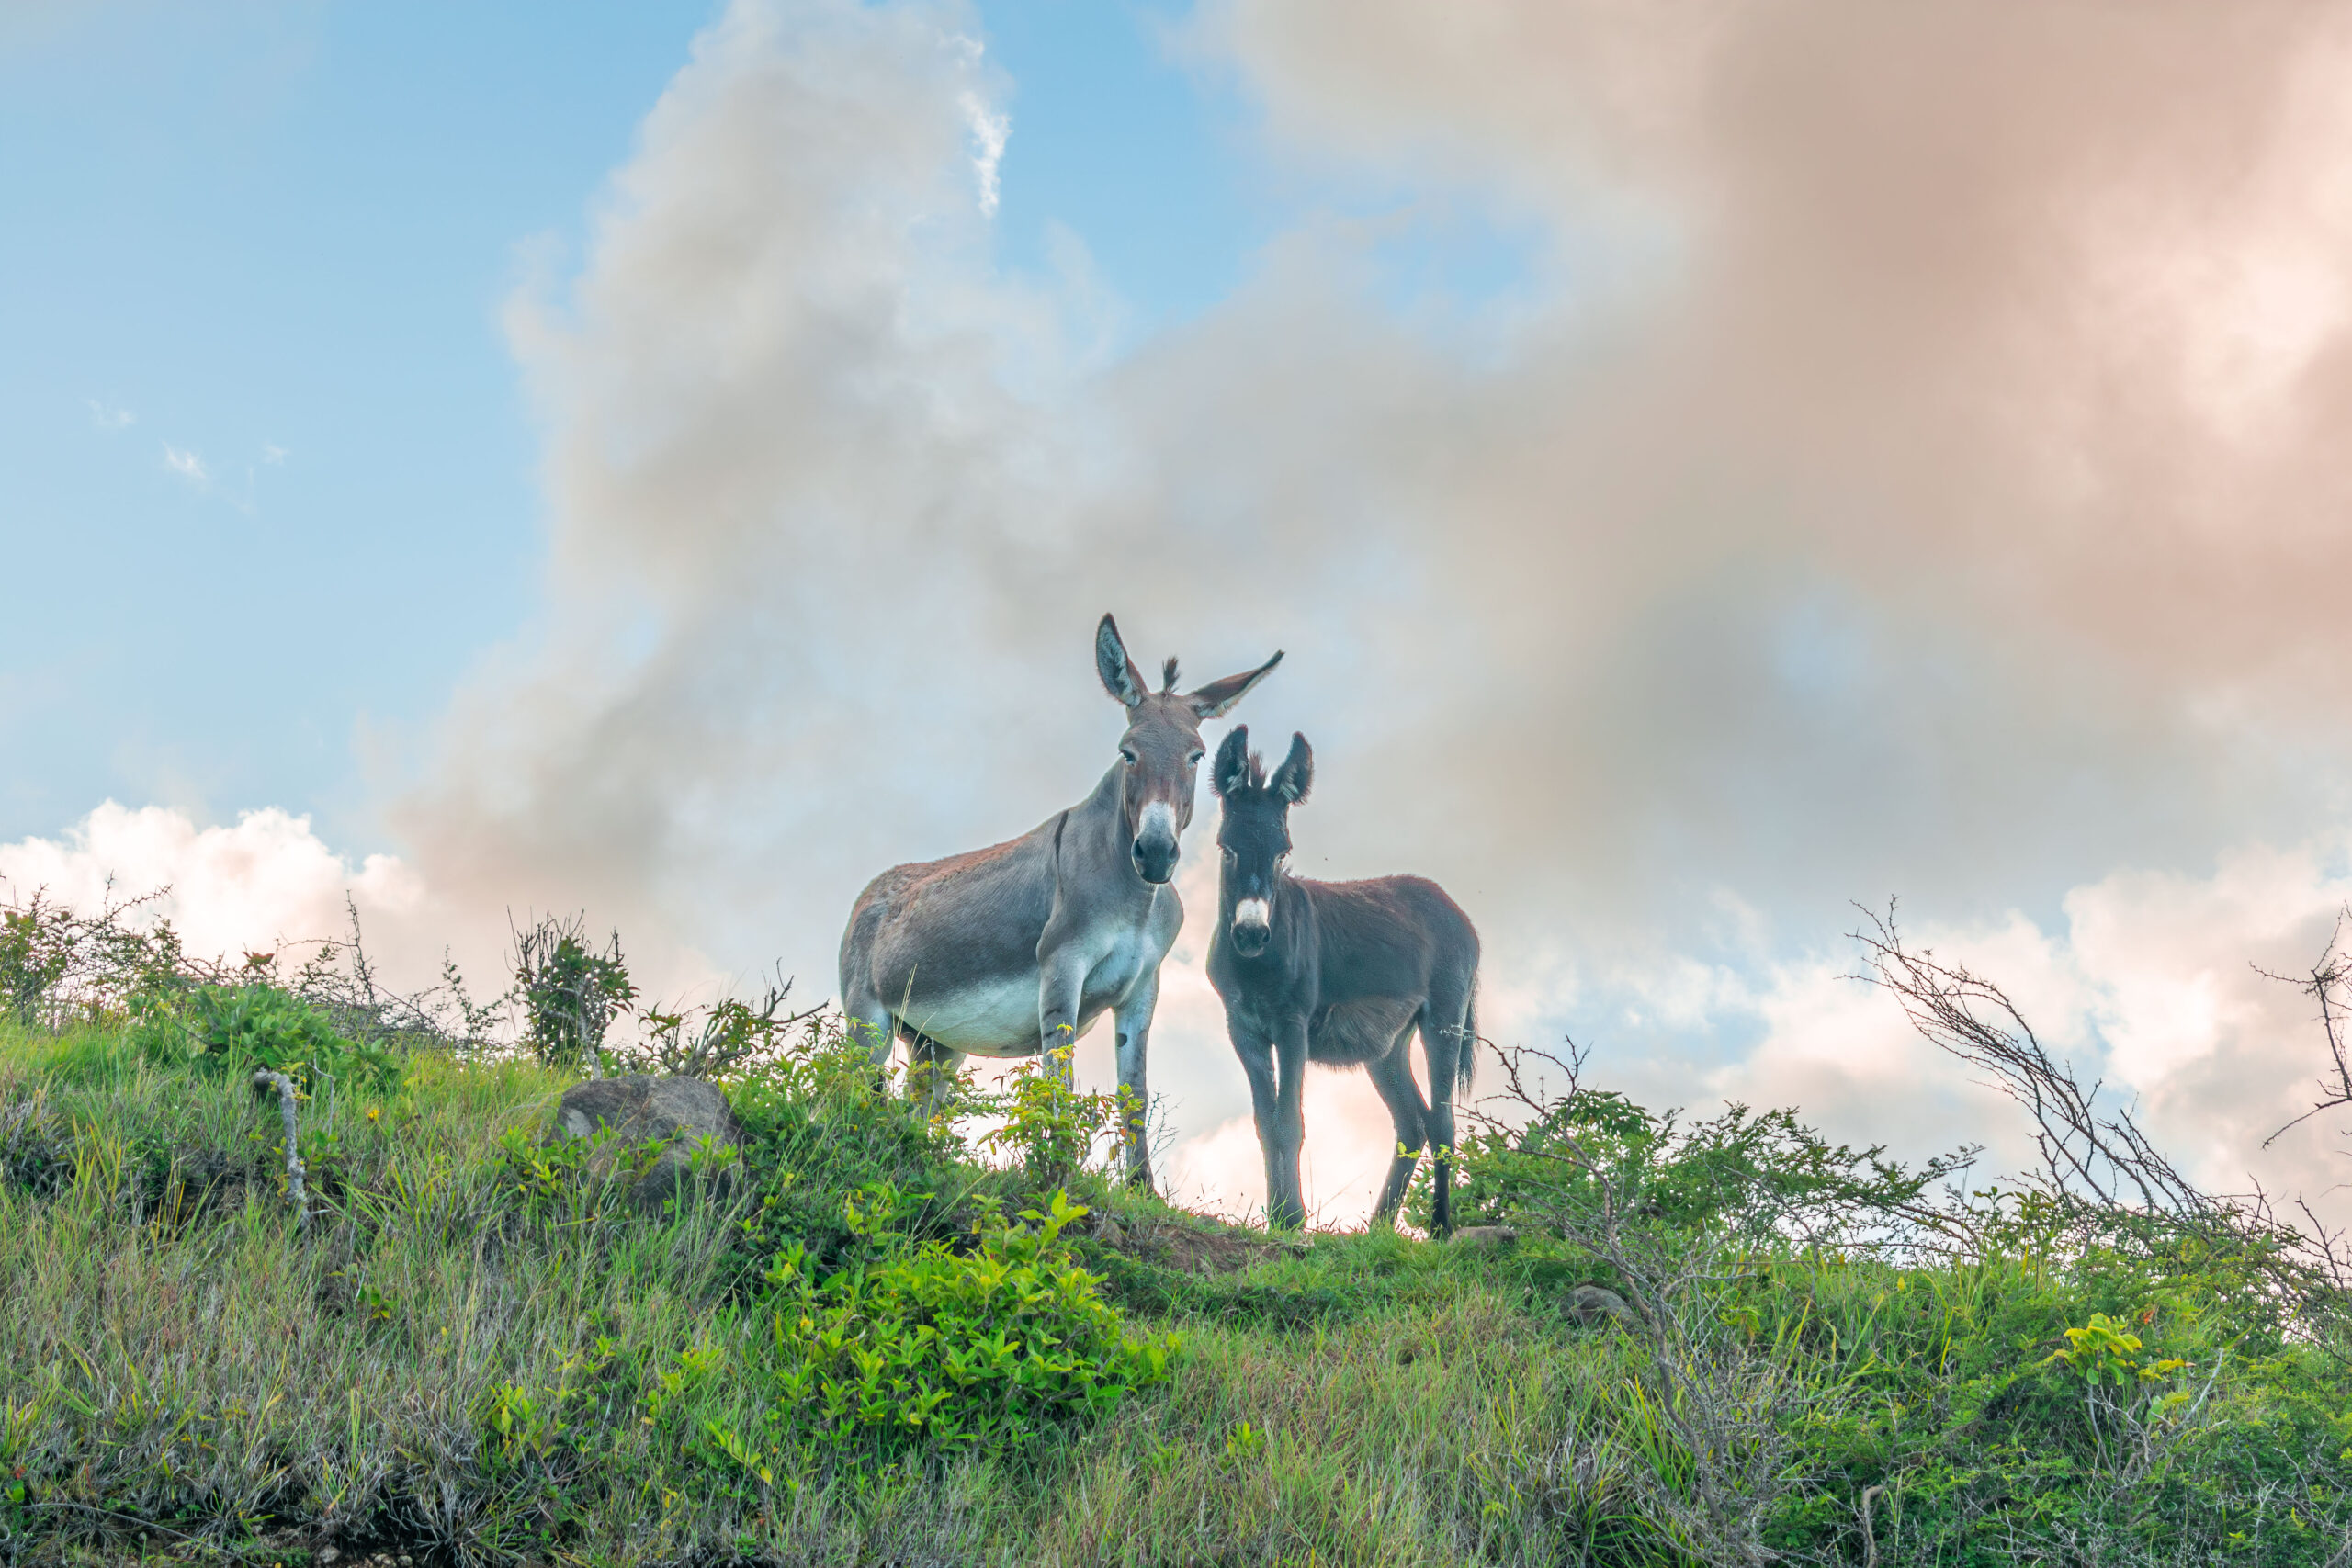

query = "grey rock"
(1448, 1224), (1520, 1249)
(555, 1074), (742, 1207)
(1563, 1283), (1638, 1329)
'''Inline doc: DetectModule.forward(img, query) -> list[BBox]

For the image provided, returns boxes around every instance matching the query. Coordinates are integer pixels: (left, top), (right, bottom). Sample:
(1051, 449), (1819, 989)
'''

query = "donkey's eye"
(1187, 751), (1204, 766)
(1221, 847), (1236, 864)
(1120, 749), (1138, 765)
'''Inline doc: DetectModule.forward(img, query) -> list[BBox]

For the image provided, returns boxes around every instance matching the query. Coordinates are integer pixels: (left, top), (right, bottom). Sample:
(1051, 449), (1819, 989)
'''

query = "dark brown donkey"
(839, 615), (1281, 1190)
(1206, 728), (1480, 1233)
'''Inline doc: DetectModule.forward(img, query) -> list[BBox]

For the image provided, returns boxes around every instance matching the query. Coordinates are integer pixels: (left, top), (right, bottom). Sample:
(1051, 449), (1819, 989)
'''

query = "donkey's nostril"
(1133, 839), (1178, 884)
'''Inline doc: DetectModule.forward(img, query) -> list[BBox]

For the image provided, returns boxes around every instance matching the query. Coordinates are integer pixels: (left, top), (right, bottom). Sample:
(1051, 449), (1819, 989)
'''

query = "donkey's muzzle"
(1132, 799), (1181, 885)
(1231, 897), (1272, 955)
(1132, 834), (1179, 885)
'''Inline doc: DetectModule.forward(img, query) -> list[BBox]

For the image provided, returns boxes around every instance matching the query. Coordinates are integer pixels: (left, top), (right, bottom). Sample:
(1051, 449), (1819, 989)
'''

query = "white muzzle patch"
(1138, 801), (1178, 843)
(1234, 897), (1272, 932)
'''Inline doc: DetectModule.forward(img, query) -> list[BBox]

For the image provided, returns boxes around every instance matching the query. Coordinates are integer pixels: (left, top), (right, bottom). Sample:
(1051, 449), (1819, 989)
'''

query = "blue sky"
(0, 0), (1306, 850)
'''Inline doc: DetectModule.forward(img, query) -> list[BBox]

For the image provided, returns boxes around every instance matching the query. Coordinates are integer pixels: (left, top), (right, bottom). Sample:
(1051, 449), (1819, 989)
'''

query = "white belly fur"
(897, 919), (1168, 1060)
(897, 976), (1041, 1057)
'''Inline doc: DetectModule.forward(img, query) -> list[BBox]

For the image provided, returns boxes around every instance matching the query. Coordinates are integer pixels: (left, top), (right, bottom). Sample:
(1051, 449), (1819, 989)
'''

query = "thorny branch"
(633, 971), (825, 1078)
(1856, 900), (2352, 1321)
(1850, 901), (2210, 1220)
(2256, 910), (2352, 1148)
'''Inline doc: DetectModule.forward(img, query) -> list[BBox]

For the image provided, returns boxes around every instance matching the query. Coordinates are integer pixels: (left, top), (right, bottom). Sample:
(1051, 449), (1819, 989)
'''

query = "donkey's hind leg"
(1418, 982), (1475, 1237)
(908, 1032), (966, 1111)
(1363, 1031), (1431, 1224)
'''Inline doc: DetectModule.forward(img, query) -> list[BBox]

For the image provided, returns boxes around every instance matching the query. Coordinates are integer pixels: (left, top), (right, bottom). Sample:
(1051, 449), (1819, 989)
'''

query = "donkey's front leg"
(1269, 1017), (1312, 1229)
(1035, 944), (1090, 1088)
(1230, 1026), (1289, 1228)
(1113, 966), (1160, 1192)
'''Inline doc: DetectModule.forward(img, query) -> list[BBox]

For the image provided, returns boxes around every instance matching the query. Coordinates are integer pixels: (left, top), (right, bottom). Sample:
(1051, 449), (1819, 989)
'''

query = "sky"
(8, 0), (2352, 1226)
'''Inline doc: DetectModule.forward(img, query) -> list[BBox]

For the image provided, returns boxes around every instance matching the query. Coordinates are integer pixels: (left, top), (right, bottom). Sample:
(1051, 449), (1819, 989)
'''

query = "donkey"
(1206, 728), (1480, 1234)
(839, 615), (1282, 1190)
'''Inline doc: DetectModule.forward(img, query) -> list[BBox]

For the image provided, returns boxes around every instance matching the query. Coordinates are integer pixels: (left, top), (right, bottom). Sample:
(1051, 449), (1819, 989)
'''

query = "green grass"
(4, 1018), (2350, 1566)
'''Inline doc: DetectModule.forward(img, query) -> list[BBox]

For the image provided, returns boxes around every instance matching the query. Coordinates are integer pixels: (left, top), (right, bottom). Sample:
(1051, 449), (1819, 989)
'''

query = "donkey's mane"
(1160, 656), (1181, 694)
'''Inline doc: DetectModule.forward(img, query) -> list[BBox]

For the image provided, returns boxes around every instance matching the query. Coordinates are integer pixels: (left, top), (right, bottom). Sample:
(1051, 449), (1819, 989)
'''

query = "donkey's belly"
(899, 976), (1041, 1058)
(1310, 998), (1419, 1066)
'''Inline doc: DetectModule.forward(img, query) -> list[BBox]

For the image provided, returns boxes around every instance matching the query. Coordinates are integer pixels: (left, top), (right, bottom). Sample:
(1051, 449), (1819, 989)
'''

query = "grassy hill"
(4, 972), (2351, 1565)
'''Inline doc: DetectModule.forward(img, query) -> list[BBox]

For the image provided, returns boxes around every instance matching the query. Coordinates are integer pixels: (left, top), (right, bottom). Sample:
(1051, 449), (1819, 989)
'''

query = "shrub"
(1411, 1057), (1969, 1254)
(979, 1044), (1129, 1190)
(510, 914), (635, 1073)
(129, 981), (398, 1095)
(703, 1188), (1178, 1472)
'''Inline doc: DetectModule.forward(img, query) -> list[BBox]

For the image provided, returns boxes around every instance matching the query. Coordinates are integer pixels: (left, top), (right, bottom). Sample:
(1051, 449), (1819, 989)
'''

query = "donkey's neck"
(1061, 763), (1146, 882)
(1070, 762), (1126, 833)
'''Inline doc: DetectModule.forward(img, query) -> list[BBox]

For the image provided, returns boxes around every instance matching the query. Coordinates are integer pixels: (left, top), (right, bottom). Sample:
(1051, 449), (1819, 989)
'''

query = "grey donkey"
(839, 614), (1281, 1190)
(1205, 728), (1480, 1233)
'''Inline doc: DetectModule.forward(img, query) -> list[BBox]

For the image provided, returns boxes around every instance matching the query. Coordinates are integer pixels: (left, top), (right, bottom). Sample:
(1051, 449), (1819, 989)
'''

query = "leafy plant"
(980, 1044), (1128, 1189)
(734, 1188), (1178, 1461)
(629, 974), (820, 1078)
(2043, 1311), (2190, 1389)
(129, 982), (398, 1095)
(511, 914), (636, 1074)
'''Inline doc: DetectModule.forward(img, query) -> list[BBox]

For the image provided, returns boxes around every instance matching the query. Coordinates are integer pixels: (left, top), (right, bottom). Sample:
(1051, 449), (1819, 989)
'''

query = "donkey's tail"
(1456, 983), (1480, 1096)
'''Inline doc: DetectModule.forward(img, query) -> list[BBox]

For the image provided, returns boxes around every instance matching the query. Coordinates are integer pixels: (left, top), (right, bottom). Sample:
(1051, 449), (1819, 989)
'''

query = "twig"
(250, 1070), (308, 1229)
(2258, 913), (2352, 1147)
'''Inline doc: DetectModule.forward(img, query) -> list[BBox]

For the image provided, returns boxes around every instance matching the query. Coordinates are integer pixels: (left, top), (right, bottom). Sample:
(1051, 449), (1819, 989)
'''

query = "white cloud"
(366, 0), (2352, 1230)
(85, 399), (134, 431)
(1702, 837), (2352, 1227)
(162, 445), (208, 484)
(0, 804), (435, 976)
(959, 86), (1008, 215)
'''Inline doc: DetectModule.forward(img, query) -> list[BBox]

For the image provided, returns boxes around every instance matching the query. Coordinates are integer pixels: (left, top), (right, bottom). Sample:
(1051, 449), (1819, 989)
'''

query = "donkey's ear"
(1271, 732), (1313, 805)
(1187, 648), (1283, 719)
(1212, 726), (1252, 799)
(1095, 614), (1148, 708)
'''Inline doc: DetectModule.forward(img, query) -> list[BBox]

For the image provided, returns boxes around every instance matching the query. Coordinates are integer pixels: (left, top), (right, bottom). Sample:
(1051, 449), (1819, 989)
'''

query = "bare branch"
(250, 1069), (309, 1230)
(2258, 910), (2352, 1147)
(1850, 900), (2209, 1220)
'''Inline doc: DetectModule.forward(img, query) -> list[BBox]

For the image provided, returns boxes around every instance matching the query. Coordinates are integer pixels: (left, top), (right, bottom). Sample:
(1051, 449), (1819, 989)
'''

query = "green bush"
(1411, 1079), (1964, 1252)
(129, 981), (398, 1095)
(511, 915), (635, 1072)
(691, 1188), (1177, 1477)
(979, 1044), (1129, 1189)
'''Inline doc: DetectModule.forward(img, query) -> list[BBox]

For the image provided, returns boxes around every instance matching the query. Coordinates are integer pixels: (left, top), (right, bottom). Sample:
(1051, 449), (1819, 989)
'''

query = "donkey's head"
(1096, 614), (1282, 885)
(1209, 725), (1311, 957)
